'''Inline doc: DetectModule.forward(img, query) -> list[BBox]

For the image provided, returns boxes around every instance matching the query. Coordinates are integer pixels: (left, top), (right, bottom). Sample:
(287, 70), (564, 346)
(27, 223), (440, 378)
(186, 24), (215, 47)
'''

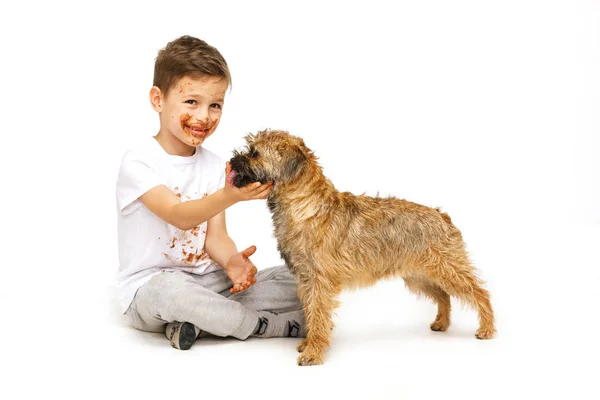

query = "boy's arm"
(204, 210), (238, 268)
(205, 211), (259, 293)
(139, 180), (272, 231)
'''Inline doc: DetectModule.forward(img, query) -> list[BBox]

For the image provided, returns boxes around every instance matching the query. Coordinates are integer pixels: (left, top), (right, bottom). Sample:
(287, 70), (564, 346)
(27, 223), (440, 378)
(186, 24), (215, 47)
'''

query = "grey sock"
(251, 310), (306, 338)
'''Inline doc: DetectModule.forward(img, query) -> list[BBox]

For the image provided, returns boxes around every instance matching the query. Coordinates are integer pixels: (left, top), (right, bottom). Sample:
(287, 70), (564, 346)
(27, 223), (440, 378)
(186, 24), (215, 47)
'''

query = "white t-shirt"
(115, 137), (225, 313)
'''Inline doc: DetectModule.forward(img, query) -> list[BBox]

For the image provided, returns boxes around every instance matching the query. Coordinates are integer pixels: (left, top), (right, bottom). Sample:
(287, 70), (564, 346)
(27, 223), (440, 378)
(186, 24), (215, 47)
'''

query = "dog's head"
(227, 130), (310, 188)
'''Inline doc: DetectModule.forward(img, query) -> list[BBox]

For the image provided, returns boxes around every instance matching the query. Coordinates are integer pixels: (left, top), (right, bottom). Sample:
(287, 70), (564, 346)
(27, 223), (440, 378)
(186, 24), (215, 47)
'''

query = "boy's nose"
(193, 109), (210, 123)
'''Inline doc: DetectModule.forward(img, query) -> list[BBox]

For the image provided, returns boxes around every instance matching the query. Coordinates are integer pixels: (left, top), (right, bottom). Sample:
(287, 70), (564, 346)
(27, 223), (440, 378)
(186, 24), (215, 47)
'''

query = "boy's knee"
(276, 266), (297, 283)
(125, 303), (166, 333)
(129, 315), (165, 333)
(260, 265), (295, 281)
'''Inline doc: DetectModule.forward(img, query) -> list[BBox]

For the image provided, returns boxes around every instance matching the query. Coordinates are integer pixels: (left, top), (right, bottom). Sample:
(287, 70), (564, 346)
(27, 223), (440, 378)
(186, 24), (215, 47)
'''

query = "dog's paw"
(297, 350), (324, 366)
(475, 327), (495, 340)
(430, 320), (449, 332)
(296, 339), (308, 353)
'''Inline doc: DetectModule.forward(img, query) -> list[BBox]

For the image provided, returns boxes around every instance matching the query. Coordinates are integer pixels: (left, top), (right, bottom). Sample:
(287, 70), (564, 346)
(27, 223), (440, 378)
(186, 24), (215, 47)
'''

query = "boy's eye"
(210, 103), (222, 109)
(185, 100), (197, 105)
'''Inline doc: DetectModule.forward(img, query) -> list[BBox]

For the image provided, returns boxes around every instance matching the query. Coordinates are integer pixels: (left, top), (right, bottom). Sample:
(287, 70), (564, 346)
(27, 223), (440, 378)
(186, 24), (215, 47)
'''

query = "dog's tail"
(435, 207), (453, 225)
(435, 207), (465, 244)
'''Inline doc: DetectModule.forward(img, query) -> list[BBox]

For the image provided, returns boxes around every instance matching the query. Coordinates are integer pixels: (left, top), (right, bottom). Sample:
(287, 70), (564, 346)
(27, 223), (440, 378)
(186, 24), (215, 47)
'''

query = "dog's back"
(333, 192), (462, 255)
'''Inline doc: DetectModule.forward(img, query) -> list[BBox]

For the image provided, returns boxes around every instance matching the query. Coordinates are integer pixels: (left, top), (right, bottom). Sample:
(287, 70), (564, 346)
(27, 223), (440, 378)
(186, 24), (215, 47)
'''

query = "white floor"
(80, 225), (597, 400)
(3, 224), (597, 400)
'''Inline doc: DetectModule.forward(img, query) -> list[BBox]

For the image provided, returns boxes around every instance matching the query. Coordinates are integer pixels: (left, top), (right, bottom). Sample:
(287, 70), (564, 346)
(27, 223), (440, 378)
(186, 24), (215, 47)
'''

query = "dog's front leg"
(296, 275), (340, 366)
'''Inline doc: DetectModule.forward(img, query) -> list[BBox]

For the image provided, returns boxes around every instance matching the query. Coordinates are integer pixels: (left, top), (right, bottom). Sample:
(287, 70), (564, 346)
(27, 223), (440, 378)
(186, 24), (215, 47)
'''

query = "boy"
(115, 35), (305, 350)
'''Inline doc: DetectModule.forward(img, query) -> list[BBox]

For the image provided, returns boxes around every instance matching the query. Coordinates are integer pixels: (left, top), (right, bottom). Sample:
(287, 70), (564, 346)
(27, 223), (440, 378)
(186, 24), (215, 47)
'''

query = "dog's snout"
(228, 153), (261, 188)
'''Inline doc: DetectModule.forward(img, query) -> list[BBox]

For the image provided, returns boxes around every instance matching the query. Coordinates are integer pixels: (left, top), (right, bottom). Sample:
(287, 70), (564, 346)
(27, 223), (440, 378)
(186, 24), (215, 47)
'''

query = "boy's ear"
(149, 86), (163, 112)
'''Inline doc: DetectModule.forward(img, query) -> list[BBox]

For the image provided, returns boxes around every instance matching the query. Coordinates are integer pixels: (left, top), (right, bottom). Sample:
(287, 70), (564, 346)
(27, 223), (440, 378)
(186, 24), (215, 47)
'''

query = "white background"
(1, 1), (598, 399)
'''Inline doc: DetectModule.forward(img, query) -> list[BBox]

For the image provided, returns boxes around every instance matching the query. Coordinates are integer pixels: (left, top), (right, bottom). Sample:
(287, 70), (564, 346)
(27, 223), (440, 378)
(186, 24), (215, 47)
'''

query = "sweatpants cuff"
(231, 309), (259, 340)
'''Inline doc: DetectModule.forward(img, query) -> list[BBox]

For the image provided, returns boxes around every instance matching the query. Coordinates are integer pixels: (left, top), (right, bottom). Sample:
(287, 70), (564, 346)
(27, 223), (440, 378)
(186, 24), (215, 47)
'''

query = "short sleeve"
(211, 168), (226, 194)
(204, 151), (226, 195)
(116, 153), (164, 215)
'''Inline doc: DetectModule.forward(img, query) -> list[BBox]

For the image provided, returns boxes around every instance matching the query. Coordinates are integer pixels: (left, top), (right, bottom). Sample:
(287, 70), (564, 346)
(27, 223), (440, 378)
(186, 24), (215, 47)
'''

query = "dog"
(228, 129), (496, 366)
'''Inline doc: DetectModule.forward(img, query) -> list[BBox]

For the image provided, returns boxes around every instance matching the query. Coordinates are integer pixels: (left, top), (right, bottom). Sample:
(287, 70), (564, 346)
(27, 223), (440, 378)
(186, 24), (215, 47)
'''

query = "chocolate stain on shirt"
(164, 221), (211, 265)
(182, 248), (210, 264)
(163, 186), (213, 265)
(172, 186), (182, 199)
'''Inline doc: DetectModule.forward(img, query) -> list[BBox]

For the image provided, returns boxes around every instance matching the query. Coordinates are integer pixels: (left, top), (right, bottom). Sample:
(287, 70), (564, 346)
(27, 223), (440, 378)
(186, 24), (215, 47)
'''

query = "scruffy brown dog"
(228, 130), (495, 366)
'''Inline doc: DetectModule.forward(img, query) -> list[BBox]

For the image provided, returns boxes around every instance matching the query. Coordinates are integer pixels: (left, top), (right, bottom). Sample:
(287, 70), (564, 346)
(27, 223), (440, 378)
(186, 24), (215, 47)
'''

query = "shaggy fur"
(229, 130), (496, 366)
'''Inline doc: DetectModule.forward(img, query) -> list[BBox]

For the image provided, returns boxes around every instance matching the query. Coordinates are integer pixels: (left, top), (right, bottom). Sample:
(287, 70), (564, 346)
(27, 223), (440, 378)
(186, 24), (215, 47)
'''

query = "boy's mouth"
(185, 124), (211, 139)
(179, 114), (213, 139)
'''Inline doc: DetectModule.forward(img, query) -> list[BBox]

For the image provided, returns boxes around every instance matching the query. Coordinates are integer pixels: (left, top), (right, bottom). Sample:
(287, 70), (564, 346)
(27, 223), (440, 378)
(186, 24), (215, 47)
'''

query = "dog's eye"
(249, 147), (259, 158)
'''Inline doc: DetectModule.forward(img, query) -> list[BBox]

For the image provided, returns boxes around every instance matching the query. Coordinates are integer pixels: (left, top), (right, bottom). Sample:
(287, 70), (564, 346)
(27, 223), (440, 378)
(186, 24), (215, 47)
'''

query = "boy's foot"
(251, 310), (306, 338)
(165, 322), (201, 350)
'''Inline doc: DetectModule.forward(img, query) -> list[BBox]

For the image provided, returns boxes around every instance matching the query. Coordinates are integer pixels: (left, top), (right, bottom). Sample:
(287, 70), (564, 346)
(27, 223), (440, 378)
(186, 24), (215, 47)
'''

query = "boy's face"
(151, 75), (228, 152)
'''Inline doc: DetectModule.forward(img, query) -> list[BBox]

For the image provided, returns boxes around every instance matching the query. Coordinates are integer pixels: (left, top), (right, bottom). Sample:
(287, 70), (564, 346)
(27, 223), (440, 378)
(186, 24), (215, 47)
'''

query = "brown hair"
(153, 35), (231, 96)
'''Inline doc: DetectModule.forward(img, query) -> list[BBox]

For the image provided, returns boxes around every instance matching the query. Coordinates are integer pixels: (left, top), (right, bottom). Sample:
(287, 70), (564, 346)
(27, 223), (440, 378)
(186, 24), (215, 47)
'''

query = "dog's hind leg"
(403, 277), (452, 332)
(419, 249), (496, 339)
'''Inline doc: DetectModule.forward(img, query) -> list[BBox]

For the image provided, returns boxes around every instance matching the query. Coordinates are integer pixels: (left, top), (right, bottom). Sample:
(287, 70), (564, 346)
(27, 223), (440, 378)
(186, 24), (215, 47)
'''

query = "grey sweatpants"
(125, 265), (304, 340)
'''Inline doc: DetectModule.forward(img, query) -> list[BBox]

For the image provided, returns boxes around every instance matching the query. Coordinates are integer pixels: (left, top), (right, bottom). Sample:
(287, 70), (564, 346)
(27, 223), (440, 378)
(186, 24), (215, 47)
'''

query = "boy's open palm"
(226, 245), (259, 293)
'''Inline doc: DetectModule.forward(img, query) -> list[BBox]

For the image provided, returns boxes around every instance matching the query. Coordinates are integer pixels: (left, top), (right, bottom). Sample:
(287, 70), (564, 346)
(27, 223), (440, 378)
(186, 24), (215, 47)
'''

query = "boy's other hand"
(225, 245), (259, 293)
(223, 162), (273, 202)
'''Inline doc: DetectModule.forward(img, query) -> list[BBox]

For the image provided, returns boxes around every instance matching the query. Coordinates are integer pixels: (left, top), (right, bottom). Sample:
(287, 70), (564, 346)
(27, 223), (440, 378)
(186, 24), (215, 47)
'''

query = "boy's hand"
(224, 162), (273, 202)
(225, 245), (259, 293)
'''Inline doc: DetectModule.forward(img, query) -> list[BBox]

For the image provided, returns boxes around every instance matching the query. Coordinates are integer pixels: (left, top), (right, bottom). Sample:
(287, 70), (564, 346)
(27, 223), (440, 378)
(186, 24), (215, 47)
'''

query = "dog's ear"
(296, 137), (315, 157)
(281, 146), (308, 183)
(243, 133), (257, 145)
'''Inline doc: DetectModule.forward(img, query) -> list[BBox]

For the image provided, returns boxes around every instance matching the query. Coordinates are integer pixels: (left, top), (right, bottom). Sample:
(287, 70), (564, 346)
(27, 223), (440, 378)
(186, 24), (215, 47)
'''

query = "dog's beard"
(229, 155), (267, 188)
(233, 172), (258, 188)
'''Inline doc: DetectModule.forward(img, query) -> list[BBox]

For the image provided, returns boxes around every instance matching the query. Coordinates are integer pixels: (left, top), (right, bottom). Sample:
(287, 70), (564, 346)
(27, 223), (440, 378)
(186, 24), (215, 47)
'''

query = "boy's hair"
(153, 35), (231, 96)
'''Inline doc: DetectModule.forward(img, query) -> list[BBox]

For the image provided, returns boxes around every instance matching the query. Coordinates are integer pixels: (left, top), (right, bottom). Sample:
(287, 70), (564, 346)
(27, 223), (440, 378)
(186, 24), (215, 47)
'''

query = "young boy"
(116, 35), (305, 350)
